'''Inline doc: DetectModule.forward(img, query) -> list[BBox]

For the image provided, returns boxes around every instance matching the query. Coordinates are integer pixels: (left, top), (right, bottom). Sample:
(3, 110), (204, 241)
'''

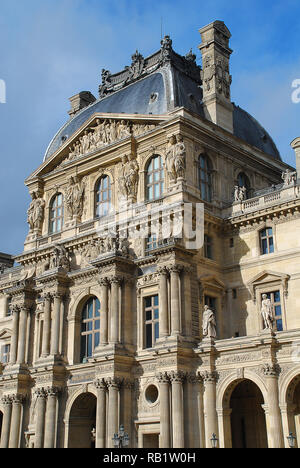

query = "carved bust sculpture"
(202, 305), (217, 339)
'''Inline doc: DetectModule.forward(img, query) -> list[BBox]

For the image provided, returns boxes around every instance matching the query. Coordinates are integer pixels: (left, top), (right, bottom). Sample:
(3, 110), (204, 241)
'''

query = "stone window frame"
(48, 192), (64, 234)
(199, 276), (226, 339)
(94, 174), (112, 219)
(253, 221), (277, 258)
(143, 294), (160, 350)
(248, 271), (290, 333)
(144, 154), (165, 202)
(0, 329), (12, 367)
(137, 283), (160, 351)
(80, 296), (101, 363)
(197, 153), (213, 202)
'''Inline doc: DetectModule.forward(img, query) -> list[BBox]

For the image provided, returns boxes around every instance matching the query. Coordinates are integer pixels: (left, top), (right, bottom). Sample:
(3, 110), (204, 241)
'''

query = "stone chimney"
(291, 137), (300, 179)
(198, 21), (233, 133)
(68, 91), (96, 118)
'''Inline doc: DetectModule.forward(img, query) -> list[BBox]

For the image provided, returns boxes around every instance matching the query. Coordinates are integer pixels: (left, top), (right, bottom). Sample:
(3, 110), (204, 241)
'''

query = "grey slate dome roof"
(44, 39), (281, 162)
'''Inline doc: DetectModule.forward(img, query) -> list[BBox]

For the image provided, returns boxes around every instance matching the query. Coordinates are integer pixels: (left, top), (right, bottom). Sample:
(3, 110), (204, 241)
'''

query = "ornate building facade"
(1, 20), (300, 449)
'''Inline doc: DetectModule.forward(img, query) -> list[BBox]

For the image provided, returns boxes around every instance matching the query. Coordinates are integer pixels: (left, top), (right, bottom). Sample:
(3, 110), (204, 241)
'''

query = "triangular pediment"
(248, 270), (290, 288)
(26, 112), (167, 182)
(0, 328), (12, 339)
(199, 275), (225, 291)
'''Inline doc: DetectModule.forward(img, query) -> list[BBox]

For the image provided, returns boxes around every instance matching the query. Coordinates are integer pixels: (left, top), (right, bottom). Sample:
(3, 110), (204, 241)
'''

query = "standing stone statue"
(27, 191), (45, 233)
(261, 294), (274, 330)
(174, 135), (186, 180)
(202, 305), (217, 339)
(282, 169), (297, 186)
(166, 135), (177, 183)
(66, 176), (86, 221)
(126, 153), (139, 199)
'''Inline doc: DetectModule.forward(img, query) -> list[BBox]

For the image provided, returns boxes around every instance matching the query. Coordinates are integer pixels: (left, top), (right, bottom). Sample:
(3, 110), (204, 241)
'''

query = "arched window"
(49, 193), (64, 234)
(146, 155), (164, 201)
(198, 155), (213, 202)
(80, 297), (100, 363)
(95, 176), (112, 218)
(238, 172), (251, 199)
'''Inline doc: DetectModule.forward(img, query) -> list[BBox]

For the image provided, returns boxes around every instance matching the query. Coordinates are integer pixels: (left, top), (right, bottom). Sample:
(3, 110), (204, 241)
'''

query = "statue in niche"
(166, 134), (186, 184)
(166, 134), (177, 183)
(118, 153), (139, 200)
(261, 294), (274, 330)
(66, 175), (86, 220)
(50, 244), (70, 271)
(27, 191), (45, 232)
(174, 135), (186, 180)
(202, 305), (217, 339)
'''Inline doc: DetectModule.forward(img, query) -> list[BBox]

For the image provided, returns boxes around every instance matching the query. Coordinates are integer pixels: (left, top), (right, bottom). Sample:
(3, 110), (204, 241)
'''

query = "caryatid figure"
(27, 191), (45, 233)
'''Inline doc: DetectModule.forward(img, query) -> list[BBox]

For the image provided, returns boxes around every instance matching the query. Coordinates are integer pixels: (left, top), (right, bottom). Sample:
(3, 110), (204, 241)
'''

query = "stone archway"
(230, 379), (268, 448)
(285, 374), (300, 448)
(68, 392), (97, 448)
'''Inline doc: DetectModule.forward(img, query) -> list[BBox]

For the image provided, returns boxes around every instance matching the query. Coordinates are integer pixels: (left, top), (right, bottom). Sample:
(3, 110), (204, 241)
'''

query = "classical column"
(99, 279), (109, 345)
(41, 294), (51, 357)
(34, 388), (47, 449)
(157, 372), (171, 448)
(110, 278), (121, 344)
(17, 307), (29, 364)
(263, 364), (284, 448)
(122, 380), (133, 446)
(201, 371), (219, 448)
(50, 294), (62, 356)
(8, 394), (23, 448)
(44, 387), (58, 448)
(10, 306), (20, 364)
(95, 379), (107, 448)
(170, 371), (185, 448)
(158, 267), (169, 338)
(0, 396), (12, 448)
(169, 266), (181, 335)
(107, 378), (121, 448)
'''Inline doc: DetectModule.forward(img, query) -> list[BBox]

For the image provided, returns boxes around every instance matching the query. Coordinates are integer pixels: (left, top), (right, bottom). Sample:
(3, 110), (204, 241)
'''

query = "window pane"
(146, 324), (152, 349)
(87, 334), (93, 357)
(269, 237), (274, 253)
(155, 322), (159, 340)
(154, 309), (159, 320)
(276, 319), (283, 332)
(145, 297), (152, 308)
(95, 332), (100, 348)
(261, 239), (268, 254)
(275, 306), (282, 317)
(274, 291), (281, 303)
(95, 320), (100, 330)
(146, 310), (152, 321)
(154, 295), (159, 307)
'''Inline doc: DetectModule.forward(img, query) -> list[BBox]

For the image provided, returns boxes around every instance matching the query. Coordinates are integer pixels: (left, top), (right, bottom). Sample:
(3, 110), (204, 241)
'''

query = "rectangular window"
(1, 344), (10, 364)
(145, 235), (168, 256)
(263, 291), (283, 332)
(204, 235), (213, 259)
(144, 295), (159, 349)
(260, 228), (274, 255)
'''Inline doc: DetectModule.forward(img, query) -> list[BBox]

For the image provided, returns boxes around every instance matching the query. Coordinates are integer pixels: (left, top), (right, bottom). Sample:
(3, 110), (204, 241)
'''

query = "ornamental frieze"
(67, 118), (157, 163)
(215, 351), (262, 366)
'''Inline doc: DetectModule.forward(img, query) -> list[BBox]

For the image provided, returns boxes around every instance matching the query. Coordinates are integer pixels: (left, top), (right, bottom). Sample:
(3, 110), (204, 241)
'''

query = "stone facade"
(0, 21), (300, 449)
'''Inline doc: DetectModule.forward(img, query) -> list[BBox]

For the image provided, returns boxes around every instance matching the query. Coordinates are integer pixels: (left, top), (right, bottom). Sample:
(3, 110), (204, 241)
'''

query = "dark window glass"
(49, 193), (64, 234)
(80, 297), (101, 362)
(95, 176), (112, 218)
(144, 295), (159, 349)
(204, 235), (213, 259)
(146, 156), (164, 201)
(260, 228), (274, 255)
(198, 155), (212, 202)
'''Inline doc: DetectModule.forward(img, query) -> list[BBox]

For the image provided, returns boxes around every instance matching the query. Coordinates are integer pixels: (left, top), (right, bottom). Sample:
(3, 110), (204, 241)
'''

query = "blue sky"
(0, 0), (299, 255)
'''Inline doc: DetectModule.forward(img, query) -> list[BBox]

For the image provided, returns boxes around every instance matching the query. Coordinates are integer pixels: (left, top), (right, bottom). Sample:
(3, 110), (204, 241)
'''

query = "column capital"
(109, 275), (123, 285)
(94, 378), (107, 391)
(98, 277), (110, 287)
(41, 292), (52, 301)
(186, 372), (201, 384)
(1, 395), (12, 405)
(10, 393), (25, 404)
(169, 370), (186, 384)
(10, 304), (20, 315)
(35, 388), (48, 399)
(168, 265), (183, 275)
(262, 363), (281, 377)
(45, 386), (59, 397)
(199, 370), (218, 384)
(156, 372), (170, 384)
(157, 266), (169, 276)
(106, 377), (123, 389)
